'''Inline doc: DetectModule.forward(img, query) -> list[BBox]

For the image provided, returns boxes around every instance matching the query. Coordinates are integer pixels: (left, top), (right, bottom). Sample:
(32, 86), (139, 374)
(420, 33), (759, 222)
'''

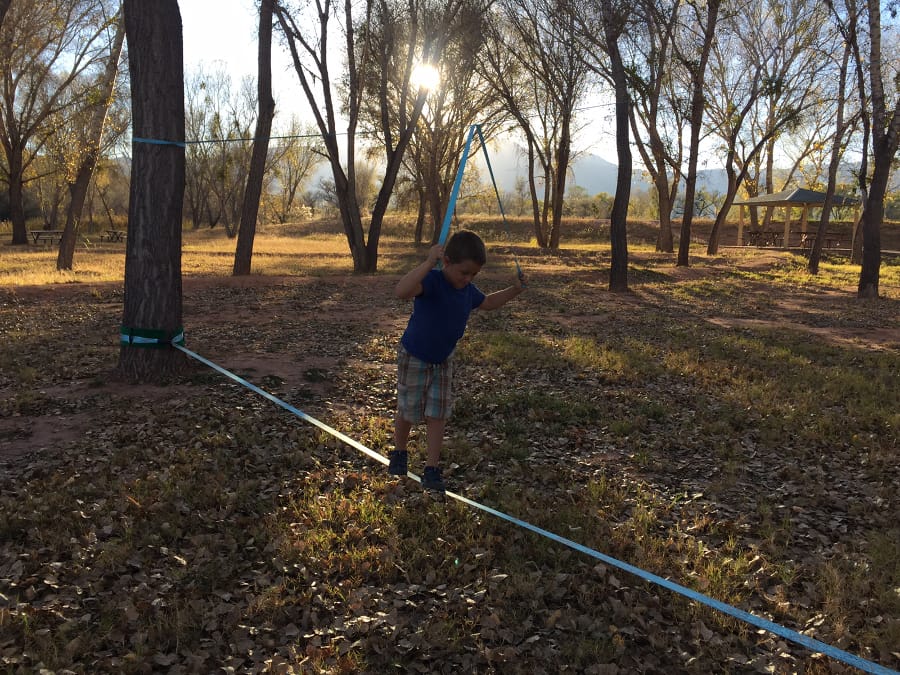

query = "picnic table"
(799, 231), (844, 249)
(29, 230), (64, 245)
(746, 230), (782, 247)
(103, 229), (126, 242)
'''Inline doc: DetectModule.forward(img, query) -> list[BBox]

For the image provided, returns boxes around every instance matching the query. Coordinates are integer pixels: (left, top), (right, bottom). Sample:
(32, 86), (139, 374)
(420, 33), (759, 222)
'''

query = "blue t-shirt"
(401, 268), (485, 364)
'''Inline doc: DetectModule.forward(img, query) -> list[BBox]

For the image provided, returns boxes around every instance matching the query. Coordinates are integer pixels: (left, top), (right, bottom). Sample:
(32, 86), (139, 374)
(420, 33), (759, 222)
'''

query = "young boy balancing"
(389, 230), (526, 494)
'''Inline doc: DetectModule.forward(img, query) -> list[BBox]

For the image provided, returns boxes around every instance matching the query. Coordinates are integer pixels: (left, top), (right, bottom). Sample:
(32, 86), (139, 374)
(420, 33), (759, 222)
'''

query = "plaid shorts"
(396, 344), (454, 422)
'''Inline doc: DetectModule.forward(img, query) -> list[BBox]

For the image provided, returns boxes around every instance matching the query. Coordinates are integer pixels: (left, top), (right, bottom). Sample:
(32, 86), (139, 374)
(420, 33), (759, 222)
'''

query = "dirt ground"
(2, 249), (898, 460)
(1, 249), (898, 673)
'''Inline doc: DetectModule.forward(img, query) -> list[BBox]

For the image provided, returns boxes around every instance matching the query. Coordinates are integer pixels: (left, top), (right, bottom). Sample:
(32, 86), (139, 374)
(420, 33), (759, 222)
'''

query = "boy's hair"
(444, 230), (486, 266)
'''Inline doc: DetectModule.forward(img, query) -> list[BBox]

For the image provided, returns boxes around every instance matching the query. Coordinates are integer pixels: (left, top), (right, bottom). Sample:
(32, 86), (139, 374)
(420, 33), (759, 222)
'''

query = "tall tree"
(809, 34), (856, 274)
(379, 5), (505, 244)
(573, 0), (634, 292)
(855, 0), (900, 297)
(118, 0), (186, 382)
(628, 0), (685, 253)
(234, 0), (276, 276)
(480, 0), (591, 250)
(274, 0), (480, 273)
(0, 0), (112, 245)
(674, 0), (720, 266)
(705, 0), (828, 254)
(58, 8), (126, 270)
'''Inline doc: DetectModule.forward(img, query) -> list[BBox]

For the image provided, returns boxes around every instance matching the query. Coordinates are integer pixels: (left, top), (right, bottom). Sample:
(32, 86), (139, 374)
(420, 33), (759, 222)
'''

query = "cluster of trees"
(0, 1), (325, 271)
(3, 0), (899, 376)
(263, 0), (898, 296)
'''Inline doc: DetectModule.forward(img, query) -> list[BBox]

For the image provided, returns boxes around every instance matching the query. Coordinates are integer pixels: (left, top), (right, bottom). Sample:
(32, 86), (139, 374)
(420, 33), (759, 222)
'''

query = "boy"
(389, 230), (526, 494)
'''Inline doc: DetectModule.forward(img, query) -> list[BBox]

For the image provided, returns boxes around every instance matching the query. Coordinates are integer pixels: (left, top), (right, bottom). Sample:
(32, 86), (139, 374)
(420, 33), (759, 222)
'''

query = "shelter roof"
(733, 188), (859, 207)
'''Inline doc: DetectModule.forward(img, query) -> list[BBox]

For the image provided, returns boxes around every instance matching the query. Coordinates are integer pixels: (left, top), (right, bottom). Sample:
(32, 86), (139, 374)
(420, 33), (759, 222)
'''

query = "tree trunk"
(57, 160), (96, 267)
(58, 11), (126, 271)
(8, 150), (28, 245)
(856, 0), (900, 297)
(809, 44), (851, 276)
(606, 28), (630, 293)
(234, 0), (275, 277)
(857, 165), (886, 297)
(549, 117), (571, 250)
(676, 0), (719, 267)
(118, 0), (186, 382)
(707, 161), (738, 254)
(655, 173), (674, 252)
(414, 186), (426, 244)
(525, 141), (546, 247)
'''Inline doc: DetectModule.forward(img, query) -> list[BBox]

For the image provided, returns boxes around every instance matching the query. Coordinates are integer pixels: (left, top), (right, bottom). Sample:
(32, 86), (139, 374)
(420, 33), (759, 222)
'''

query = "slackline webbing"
(169, 342), (896, 674)
(438, 124), (524, 280)
(120, 326), (185, 348)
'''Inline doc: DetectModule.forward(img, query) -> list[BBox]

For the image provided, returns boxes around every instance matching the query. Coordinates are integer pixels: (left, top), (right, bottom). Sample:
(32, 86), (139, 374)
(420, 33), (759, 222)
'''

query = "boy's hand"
(427, 244), (444, 266)
(515, 270), (527, 289)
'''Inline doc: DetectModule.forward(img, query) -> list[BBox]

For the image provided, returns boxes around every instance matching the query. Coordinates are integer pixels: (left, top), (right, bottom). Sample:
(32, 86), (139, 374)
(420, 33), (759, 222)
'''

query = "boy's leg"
(394, 412), (413, 452)
(424, 416), (446, 467)
(422, 416), (447, 494)
(389, 413), (412, 475)
(391, 345), (420, 476)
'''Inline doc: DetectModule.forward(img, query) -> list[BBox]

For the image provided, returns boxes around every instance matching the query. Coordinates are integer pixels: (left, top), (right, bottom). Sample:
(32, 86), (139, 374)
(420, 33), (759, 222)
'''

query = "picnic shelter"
(732, 188), (860, 249)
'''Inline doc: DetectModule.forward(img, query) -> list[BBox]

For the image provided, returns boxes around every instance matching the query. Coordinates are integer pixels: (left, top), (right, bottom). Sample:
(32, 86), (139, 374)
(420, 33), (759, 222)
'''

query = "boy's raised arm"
(395, 244), (443, 299)
(479, 272), (526, 311)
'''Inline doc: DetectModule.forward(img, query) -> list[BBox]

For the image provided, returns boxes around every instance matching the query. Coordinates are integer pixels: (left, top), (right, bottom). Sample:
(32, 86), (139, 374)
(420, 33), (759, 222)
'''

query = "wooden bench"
(797, 231), (843, 249)
(101, 230), (126, 242)
(28, 230), (64, 245)
(746, 230), (782, 247)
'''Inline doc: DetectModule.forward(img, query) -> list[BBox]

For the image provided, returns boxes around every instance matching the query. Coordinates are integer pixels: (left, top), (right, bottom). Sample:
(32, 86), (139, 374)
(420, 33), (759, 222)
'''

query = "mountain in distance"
(483, 141), (729, 197)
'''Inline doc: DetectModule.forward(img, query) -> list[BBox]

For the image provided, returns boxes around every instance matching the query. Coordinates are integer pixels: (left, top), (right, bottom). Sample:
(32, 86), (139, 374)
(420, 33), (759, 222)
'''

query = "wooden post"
(783, 206), (791, 248)
(851, 205), (862, 252)
(737, 205), (745, 245)
(801, 205), (809, 233)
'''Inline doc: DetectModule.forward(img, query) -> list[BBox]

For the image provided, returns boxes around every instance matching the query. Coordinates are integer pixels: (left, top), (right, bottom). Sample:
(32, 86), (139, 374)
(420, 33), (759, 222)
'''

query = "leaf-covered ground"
(1, 249), (899, 673)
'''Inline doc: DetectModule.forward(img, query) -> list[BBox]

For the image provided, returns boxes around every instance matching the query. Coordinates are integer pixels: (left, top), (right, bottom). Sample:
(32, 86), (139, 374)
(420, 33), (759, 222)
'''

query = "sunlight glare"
(411, 63), (440, 92)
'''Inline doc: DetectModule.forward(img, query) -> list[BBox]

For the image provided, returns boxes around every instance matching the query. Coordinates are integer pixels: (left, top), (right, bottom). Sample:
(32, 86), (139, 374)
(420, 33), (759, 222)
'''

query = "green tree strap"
(119, 325), (185, 348)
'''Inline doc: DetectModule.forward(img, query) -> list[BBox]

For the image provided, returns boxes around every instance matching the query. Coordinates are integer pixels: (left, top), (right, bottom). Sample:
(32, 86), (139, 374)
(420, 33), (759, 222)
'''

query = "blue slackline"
(167, 341), (895, 675)
(436, 124), (524, 280)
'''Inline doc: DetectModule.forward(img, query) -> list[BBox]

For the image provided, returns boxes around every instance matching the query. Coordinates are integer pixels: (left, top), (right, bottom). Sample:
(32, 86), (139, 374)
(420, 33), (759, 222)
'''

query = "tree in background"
(738, 1), (841, 234)
(704, 0), (828, 254)
(118, 0), (185, 382)
(572, 0), (635, 292)
(388, 4), (506, 244)
(673, 0), (720, 267)
(265, 117), (322, 224)
(274, 0), (483, 272)
(480, 0), (591, 249)
(58, 8), (126, 270)
(234, 0), (276, 276)
(808, 24), (857, 275)
(183, 68), (256, 234)
(0, 0), (114, 245)
(853, 0), (900, 297)
(628, 0), (685, 253)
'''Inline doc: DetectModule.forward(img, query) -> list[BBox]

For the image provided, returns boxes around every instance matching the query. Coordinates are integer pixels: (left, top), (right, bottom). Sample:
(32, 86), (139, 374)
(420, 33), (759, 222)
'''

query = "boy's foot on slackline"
(422, 465), (446, 496)
(388, 450), (408, 476)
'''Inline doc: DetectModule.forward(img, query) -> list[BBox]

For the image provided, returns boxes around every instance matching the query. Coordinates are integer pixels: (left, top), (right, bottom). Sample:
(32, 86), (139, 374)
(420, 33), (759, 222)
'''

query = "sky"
(180, 0), (309, 116)
(179, 0), (620, 162)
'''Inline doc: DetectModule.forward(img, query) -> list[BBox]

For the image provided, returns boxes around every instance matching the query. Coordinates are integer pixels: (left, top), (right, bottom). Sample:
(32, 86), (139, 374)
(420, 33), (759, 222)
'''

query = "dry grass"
(1, 221), (898, 672)
(3, 217), (898, 298)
